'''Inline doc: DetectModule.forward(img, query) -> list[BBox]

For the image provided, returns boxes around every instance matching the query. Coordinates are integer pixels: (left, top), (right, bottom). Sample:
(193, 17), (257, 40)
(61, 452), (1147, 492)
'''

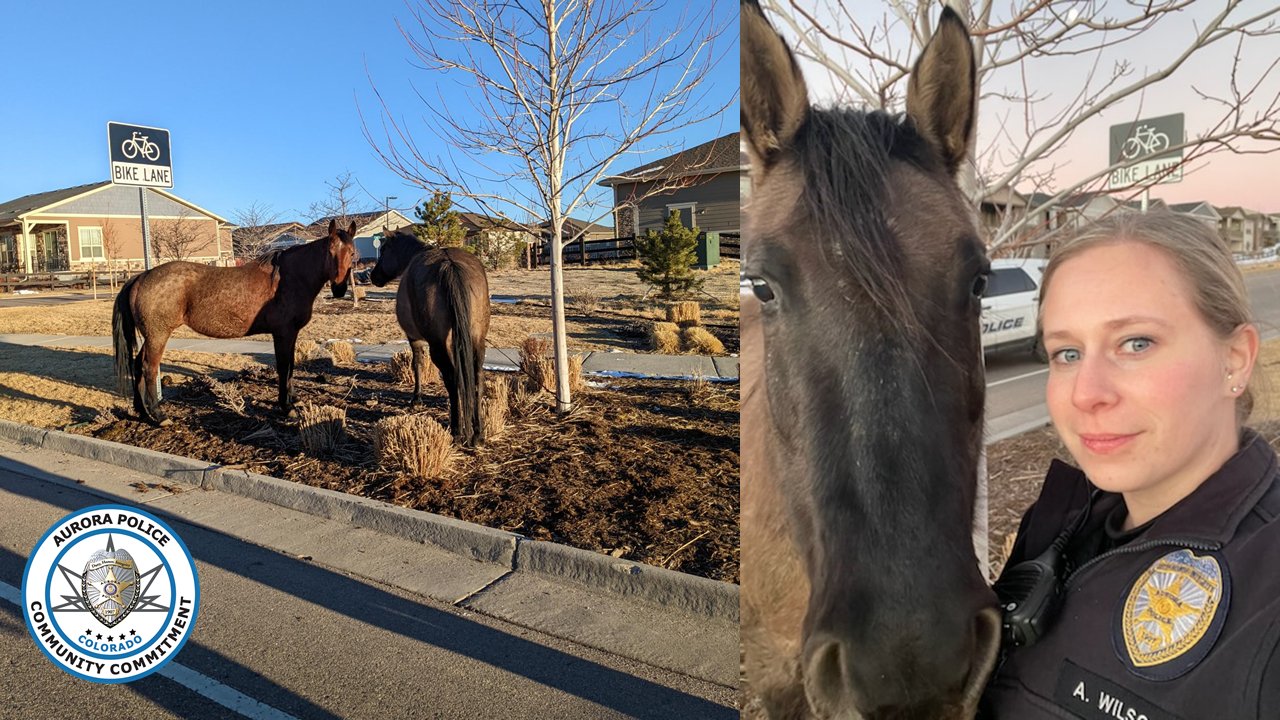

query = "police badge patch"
(1114, 549), (1229, 681)
(82, 536), (139, 628)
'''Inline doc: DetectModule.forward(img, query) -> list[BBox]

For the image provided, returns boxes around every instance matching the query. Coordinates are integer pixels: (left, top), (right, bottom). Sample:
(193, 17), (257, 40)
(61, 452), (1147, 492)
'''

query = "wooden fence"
(536, 232), (741, 266)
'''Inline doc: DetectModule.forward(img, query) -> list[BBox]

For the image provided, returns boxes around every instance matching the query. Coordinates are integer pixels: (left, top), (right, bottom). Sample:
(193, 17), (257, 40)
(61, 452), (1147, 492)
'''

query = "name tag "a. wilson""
(1053, 660), (1182, 720)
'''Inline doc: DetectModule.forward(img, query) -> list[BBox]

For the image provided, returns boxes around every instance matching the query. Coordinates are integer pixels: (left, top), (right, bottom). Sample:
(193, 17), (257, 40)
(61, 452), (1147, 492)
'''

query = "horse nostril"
(803, 637), (855, 717)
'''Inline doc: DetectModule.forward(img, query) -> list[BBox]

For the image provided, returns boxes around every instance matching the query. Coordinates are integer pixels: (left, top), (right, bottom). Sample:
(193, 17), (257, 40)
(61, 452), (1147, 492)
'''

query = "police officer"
(982, 212), (1280, 719)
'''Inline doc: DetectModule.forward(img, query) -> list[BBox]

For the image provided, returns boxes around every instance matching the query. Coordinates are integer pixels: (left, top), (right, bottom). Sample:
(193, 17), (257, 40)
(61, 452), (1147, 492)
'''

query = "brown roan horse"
(741, 2), (1001, 718)
(113, 219), (356, 423)
(369, 228), (490, 447)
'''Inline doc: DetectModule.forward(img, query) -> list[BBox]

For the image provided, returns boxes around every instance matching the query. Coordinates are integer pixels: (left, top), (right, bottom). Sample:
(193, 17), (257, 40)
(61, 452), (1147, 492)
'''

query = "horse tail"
(442, 257), (480, 442)
(112, 274), (141, 396)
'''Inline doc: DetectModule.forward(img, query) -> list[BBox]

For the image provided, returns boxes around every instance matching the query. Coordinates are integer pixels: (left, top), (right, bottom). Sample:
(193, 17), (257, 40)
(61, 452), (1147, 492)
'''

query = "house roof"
(457, 212), (529, 232)
(538, 217), (612, 235)
(0, 181), (230, 225)
(0, 182), (112, 223)
(231, 221), (308, 243)
(599, 133), (742, 186)
(307, 210), (413, 236)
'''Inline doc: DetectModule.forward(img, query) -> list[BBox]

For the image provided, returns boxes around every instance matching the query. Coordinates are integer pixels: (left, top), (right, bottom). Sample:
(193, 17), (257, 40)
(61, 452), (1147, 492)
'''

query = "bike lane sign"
(107, 122), (172, 188)
(1107, 113), (1183, 189)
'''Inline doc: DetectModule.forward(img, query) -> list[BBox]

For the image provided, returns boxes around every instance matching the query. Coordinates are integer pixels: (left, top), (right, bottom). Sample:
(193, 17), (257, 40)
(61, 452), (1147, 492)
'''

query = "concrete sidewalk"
(0, 334), (739, 381)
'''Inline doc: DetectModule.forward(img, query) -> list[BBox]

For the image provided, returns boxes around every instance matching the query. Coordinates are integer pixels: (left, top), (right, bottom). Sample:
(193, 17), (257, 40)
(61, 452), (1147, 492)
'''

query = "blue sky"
(1, 1), (738, 226)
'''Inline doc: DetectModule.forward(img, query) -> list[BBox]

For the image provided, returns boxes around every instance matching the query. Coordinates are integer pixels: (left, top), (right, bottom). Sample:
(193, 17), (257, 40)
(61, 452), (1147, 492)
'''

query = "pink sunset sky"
(769, 1), (1280, 213)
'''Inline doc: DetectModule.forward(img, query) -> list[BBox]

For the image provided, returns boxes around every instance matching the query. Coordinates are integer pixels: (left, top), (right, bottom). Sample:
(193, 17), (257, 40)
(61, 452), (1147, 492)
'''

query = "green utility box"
(696, 231), (720, 269)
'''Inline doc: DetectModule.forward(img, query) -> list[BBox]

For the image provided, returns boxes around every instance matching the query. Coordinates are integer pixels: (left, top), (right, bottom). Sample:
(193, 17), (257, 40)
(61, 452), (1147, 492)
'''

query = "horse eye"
(971, 273), (989, 298)
(741, 274), (775, 303)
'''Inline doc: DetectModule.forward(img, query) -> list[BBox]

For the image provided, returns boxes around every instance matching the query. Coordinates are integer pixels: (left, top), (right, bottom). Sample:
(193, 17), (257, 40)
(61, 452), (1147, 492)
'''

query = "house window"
(79, 227), (105, 261)
(666, 202), (697, 228)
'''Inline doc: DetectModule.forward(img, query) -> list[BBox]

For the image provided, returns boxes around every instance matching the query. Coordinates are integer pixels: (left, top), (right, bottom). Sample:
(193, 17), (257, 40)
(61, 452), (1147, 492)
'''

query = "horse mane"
(798, 108), (938, 343)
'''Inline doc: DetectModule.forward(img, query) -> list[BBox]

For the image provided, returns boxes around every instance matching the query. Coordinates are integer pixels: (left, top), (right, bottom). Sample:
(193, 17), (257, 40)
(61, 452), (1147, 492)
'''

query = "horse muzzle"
(801, 604), (1002, 719)
(369, 268), (390, 287)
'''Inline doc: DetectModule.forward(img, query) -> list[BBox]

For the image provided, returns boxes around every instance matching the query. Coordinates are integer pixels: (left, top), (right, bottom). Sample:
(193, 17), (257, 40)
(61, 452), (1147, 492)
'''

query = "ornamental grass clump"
(298, 403), (346, 455)
(681, 326), (724, 355)
(649, 321), (681, 354)
(667, 301), (701, 327)
(374, 414), (455, 478)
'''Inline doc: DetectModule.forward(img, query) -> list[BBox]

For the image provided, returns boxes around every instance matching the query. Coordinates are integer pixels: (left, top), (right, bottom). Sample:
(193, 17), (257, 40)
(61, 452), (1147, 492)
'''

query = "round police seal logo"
(22, 505), (200, 683)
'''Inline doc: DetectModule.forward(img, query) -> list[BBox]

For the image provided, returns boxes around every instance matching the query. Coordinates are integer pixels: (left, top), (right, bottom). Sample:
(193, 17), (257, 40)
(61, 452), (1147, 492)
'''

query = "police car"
(981, 258), (1047, 360)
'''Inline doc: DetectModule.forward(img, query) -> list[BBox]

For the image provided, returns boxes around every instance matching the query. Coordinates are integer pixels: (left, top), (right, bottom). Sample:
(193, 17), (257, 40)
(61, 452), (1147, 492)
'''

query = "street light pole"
(384, 196), (398, 221)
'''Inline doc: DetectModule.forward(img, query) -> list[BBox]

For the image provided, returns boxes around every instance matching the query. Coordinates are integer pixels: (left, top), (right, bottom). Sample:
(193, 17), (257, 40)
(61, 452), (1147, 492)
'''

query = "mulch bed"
(81, 359), (740, 583)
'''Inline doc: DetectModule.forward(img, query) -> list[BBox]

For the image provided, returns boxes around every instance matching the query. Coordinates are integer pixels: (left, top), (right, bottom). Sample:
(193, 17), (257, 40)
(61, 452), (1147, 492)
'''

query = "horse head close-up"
(328, 218), (358, 299)
(741, 1), (1000, 717)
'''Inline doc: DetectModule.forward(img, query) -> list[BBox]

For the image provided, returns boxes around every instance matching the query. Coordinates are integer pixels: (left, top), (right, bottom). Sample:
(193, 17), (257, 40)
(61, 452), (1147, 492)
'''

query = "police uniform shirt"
(982, 429), (1280, 719)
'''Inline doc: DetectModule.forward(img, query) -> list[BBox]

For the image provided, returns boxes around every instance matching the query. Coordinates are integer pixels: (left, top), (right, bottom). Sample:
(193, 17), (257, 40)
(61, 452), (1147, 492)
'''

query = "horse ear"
(741, 0), (809, 168)
(348, 220), (358, 238)
(906, 6), (976, 175)
(327, 219), (338, 239)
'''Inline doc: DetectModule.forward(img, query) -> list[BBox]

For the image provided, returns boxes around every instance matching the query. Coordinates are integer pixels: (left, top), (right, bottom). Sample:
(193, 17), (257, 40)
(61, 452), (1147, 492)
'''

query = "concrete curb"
(0, 419), (738, 622)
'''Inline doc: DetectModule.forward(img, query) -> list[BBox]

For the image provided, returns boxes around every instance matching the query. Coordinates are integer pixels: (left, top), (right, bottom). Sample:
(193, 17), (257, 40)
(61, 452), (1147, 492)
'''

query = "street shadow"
(0, 458), (734, 719)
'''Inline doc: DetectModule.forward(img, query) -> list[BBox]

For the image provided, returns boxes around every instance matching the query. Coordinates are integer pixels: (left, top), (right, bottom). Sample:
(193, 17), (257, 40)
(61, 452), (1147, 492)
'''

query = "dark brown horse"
(369, 228), (490, 447)
(742, 2), (1000, 718)
(113, 219), (356, 423)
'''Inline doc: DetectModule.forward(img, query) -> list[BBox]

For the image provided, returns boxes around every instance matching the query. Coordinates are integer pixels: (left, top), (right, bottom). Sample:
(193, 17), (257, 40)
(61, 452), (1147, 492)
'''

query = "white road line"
(987, 367), (1049, 388)
(0, 579), (298, 720)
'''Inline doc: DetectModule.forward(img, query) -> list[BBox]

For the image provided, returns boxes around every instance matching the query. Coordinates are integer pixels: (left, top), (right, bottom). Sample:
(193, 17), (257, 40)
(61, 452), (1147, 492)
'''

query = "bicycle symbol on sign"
(1120, 124), (1170, 160)
(121, 131), (161, 162)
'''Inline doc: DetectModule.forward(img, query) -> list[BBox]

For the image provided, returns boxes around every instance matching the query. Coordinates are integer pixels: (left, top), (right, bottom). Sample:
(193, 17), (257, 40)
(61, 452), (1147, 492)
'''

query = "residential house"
(1167, 201), (1222, 232)
(538, 217), (613, 243)
(0, 181), (230, 273)
(306, 209), (415, 262)
(1214, 206), (1266, 254)
(230, 221), (310, 258)
(1264, 213), (1280, 249)
(978, 187), (1027, 247)
(457, 212), (538, 268)
(599, 133), (742, 237)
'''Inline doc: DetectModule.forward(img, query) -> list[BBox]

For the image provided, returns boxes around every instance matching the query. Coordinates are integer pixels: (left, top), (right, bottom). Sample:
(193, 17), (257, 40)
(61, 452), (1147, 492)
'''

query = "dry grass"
(388, 348), (439, 387)
(328, 341), (356, 367)
(667, 301), (701, 327)
(0, 345), (259, 429)
(681, 326), (725, 355)
(567, 354), (586, 395)
(389, 350), (415, 386)
(374, 414), (455, 478)
(687, 373), (713, 405)
(507, 371), (539, 418)
(297, 403), (346, 455)
(519, 337), (555, 393)
(649, 322), (681, 354)
(568, 289), (601, 316)
(482, 376), (510, 439)
(207, 378), (246, 416)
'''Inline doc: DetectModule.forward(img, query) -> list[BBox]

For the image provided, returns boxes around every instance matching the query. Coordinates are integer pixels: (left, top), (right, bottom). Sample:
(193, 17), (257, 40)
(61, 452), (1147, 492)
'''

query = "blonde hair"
(1038, 210), (1257, 422)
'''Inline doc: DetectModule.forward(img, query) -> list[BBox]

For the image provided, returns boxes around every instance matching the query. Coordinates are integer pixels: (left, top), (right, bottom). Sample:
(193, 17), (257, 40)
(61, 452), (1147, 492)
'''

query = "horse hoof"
(158, 418), (173, 428)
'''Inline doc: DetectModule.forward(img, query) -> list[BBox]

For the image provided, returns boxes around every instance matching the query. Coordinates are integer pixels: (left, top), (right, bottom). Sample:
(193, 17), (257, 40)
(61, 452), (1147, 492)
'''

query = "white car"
(981, 258), (1047, 360)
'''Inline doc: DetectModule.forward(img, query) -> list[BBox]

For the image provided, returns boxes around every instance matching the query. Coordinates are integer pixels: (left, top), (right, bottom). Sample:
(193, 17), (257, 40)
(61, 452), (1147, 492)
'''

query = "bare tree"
(763, 0), (1280, 252)
(151, 208), (206, 262)
(101, 217), (124, 288)
(232, 201), (286, 259)
(364, 0), (733, 413)
(307, 171), (369, 228)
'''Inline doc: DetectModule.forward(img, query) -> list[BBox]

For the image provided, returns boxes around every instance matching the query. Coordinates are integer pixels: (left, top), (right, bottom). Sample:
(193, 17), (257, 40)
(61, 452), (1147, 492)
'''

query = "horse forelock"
(797, 107), (941, 345)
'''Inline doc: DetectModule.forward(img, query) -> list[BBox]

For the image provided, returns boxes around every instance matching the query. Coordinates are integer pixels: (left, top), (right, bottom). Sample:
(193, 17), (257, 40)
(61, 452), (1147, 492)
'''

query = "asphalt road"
(985, 265), (1280, 439)
(0, 446), (737, 720)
